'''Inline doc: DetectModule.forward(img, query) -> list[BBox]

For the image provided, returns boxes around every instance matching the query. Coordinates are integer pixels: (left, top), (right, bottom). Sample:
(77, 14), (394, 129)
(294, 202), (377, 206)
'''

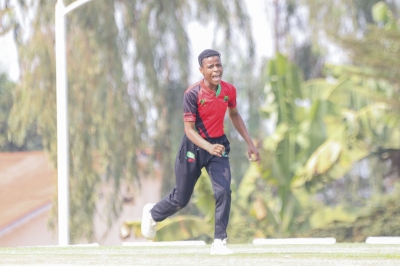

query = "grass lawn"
(1, 243), (400, 265)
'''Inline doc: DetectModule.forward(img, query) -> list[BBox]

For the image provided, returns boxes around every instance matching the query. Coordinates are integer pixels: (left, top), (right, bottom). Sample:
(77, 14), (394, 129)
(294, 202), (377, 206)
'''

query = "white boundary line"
(253, 238), (336, 245)
(122, 241), (206, 247)
(366, 237), (400, 244)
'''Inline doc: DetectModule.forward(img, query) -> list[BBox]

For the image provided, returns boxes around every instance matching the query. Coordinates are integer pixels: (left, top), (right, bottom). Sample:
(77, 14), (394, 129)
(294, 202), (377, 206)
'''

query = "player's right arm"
(184, 121), (225, 157)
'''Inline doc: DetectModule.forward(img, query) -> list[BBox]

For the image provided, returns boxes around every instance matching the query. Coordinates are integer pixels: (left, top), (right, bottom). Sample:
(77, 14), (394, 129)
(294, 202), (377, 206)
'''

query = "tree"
(337, 1), (400, 83)
(237, 54), (310, 237)
(294, 1), (400, 194)
(124, 1), (400, 243)
(267, 0), (325, 80)
(288, 1), (400, 239)
(0, 72), (42, 151)
(272, 0), (400, 81)
(3, 0), (254, 242)
(301, 0), (400, 78)
(227, 54), (400, 241)
(0, 73), (15, 150)
(0, 2), (13, 36)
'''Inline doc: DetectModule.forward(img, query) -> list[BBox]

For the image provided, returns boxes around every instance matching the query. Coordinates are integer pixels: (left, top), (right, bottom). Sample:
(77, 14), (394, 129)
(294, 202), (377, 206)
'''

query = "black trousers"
(151, 134), (232, 239)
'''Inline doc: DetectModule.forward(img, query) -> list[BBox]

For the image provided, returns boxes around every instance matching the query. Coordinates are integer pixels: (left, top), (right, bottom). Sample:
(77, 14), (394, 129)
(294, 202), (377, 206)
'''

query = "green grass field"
(1, 244), (400, 265)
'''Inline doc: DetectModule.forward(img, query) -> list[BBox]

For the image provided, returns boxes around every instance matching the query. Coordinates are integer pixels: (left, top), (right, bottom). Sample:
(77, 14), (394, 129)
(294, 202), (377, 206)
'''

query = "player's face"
(199, 56), (223, 90)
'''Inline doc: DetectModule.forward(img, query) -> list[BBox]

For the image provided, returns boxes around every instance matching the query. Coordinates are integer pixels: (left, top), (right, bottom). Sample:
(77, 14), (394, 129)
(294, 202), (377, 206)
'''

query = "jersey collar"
(200, 79), (222, 97)
(216, 84), (221, 96)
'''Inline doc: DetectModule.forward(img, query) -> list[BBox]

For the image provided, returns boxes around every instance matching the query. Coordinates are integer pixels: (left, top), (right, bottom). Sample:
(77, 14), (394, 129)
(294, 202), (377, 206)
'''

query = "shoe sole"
(210, 252), (233, 255)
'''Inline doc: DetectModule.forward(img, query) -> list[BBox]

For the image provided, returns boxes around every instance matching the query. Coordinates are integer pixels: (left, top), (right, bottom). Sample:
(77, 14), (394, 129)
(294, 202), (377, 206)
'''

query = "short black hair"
(198, 49), (221, 67)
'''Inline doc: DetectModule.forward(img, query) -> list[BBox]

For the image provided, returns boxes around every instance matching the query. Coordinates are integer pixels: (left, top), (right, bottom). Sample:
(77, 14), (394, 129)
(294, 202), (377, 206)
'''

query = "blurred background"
(0, 0), (399, 246)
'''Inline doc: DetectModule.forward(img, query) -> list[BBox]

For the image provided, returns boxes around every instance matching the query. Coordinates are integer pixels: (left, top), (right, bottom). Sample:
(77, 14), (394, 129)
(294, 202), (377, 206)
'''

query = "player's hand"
(207, 144), (225, 157)
(248, 145), (261, 166)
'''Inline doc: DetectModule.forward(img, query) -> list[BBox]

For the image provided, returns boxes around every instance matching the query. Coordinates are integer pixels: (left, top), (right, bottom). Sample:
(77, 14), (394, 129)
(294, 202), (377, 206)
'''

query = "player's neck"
(204, 79), (218, 92)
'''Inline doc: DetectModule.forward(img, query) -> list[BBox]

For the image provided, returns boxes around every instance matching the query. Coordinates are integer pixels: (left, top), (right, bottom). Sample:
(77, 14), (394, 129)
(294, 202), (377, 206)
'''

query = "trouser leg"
(151, 136), (202, 222)
(206, 156), (232, 240)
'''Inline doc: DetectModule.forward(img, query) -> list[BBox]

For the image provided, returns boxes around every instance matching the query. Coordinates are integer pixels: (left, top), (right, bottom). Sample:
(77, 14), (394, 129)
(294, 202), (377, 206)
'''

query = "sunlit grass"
(1, 244), (400, 265)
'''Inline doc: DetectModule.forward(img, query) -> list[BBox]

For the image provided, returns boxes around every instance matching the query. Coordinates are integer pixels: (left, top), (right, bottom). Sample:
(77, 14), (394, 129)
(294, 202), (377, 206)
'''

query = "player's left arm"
(228, 107), (261, 165)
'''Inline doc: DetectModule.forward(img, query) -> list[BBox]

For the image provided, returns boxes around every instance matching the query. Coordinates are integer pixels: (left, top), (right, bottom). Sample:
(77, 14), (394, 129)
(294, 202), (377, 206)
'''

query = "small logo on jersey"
(200, 99), (206, 106)
(224, 95), (229, 102)
(186, 151), (196, 163)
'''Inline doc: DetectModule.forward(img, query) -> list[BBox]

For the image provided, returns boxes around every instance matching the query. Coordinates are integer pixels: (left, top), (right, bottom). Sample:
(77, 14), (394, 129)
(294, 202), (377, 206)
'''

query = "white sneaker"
(141, 203), (157, 239)
(210, 239), (233, 255)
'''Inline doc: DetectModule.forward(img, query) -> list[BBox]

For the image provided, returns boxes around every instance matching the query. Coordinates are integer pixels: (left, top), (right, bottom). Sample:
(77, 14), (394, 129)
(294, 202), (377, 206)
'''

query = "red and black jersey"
(183, 79), (237, 139)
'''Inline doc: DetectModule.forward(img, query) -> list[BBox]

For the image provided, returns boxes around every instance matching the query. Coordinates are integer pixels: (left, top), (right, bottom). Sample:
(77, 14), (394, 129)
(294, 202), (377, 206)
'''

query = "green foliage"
(0, 4), (16, 36)
(372, 1), (398, 29)
(127, 8), (400, 242)
(4, 0), (254, 243)
(0, 72), (42, 151)
(5, 0), (399, 244)
(232, 49), (400, 240)
(340, 30), (400, 84)
(222, 56), (266, 184)
(296, 64), (400, 188)
(142, 1), (400, 243)
(228, 55), (309, 239)
(304, 1), (400, 83)
(372, 1), (391, 24)
(155, 216), (213, 242)
(299, 184), (400, 242)
(0, 73), (14, 149)
(303, 0), (382, 36)
(228, 163), (281, 242)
